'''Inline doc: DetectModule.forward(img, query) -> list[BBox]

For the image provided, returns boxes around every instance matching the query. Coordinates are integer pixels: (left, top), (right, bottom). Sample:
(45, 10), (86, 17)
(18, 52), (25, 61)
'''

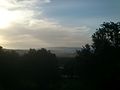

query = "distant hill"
(46, 47), (81, 57)
(4, 47), (81, 57)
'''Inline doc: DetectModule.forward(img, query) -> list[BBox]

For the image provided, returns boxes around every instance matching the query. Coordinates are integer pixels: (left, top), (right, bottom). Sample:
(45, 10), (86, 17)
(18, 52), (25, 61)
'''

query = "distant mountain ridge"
(47, 47), (81, 57)
(5, 47), (81, 57)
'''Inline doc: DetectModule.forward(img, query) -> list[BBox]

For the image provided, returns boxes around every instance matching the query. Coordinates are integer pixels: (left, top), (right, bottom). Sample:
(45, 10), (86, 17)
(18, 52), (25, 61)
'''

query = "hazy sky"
(0, 0), (119, 49)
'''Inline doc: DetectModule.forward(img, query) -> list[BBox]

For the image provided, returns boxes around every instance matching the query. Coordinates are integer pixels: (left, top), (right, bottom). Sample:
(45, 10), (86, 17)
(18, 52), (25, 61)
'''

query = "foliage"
(74, 22), (120, 90)
(92, 22), (120, 54)
(0, 47), (58, 90)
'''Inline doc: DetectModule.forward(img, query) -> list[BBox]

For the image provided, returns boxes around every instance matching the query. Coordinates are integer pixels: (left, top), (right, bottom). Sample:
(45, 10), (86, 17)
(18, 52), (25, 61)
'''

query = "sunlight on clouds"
(0, 0), (15, 8)
(0, 0), (35, 29)
(28, 19), (61, 29)
(0, 9), (19, 29)
(0, 36), (8, 47)
(0, 0), (57, 29)
(1, 34), (50, 49)
(0, 0), (91, 48)
(0, 8), (34, 29)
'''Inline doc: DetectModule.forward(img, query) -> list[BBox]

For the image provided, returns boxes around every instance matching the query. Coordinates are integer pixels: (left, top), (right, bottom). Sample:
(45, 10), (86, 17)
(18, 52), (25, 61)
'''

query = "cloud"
(44, 0), (51, 3)
(0, 22), (91, 48)
(0, 0), (91, 49)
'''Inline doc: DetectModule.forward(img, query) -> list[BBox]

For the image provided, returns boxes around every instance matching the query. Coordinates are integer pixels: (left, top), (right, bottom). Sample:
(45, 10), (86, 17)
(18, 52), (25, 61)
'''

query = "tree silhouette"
(92, 22), (120, 54)
(22, 48), (58, 90)
(91, 22), (120, 90)
(71, 22), (120, 90)
(76, 44), (93, 57)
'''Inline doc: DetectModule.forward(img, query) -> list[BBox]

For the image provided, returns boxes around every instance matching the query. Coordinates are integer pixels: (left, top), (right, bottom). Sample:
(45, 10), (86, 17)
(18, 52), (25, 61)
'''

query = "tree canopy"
(92, 22), (120, 53)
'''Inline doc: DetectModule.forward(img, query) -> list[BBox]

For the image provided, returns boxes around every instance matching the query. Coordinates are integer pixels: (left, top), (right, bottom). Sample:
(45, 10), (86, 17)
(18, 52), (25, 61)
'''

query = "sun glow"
(0, 9), (18, 29)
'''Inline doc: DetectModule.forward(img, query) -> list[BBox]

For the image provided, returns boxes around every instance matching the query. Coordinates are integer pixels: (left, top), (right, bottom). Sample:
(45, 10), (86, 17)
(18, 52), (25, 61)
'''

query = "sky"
(0, 0), (119, 49)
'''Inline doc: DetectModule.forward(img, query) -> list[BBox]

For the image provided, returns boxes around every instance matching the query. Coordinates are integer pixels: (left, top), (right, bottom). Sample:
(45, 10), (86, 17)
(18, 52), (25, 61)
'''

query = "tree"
(76, 44), (93, 57)
(22, 48), (58, 90)
(91, 22), (120, 90)
(73, 22), (120, 90)
(92, 22), (120, 53)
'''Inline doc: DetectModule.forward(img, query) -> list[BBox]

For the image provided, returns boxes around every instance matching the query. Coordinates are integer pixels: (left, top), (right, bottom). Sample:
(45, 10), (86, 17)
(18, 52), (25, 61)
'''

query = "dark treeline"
(0, 48), (59, 90)
(0, 22), (120, 90)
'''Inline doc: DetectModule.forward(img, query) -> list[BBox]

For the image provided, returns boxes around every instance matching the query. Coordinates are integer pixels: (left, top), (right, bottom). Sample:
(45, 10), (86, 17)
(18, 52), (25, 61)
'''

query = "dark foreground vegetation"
(0, 22), (120, 90)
